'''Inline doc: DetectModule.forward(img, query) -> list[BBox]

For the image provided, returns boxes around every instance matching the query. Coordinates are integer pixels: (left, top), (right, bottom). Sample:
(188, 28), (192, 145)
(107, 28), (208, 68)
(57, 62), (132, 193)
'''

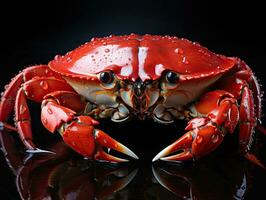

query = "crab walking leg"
(153, 90), (237, 162)
(215, 66), (264, 168)
(153, 60), (265, 165)
(0, 65), (64, 128)
(15, 77), (75, 150)
(41, 93), (138, 163)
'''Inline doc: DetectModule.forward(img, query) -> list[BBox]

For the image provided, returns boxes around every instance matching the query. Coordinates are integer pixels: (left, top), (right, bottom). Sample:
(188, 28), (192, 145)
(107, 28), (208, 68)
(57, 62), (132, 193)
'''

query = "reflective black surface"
(1, 119), (266, 199)
(1, 0), (266, 199)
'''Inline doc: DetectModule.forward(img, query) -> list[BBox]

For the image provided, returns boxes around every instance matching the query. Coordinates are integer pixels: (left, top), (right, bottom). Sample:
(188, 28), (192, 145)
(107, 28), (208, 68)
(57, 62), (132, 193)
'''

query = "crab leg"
(15, 77), (75, 150)
(153, 89), (245, 162)
(153, 64), (265, 168)
(0, 65), (63, 124)
(41, 92), (138, 163)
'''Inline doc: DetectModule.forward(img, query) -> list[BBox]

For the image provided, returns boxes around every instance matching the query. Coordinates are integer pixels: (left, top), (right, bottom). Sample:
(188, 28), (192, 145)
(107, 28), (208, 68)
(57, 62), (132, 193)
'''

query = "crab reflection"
(0, 129), (137, 200)
(17, 154), (137, 200)
(152, 157), (248, 200)
(1, 126), (264, 200)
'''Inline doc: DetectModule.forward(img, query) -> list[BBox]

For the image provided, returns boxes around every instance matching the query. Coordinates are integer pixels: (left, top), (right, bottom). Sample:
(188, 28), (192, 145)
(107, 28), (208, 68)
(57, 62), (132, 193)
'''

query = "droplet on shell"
(196, 135), (203, 144)
(40, 81), (49, 90)
(174, 48), (183, 54)
(43, 118), (47, 125)
(105, 48), (110, 53)
(47, 108), (53, 114)
(20, 105), (27, 115)
(54, 55), (60, 60)
(182, 57), (189, 64)
(211, 134), (219, 143)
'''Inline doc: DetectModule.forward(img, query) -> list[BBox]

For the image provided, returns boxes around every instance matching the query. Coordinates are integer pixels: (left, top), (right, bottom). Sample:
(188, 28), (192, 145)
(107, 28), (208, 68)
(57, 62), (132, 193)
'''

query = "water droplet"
(91, 37), (95, 41)
(182, 57), (189, 64)
(66, 57), (72, 62)
(105, 48), (110, 53)
(211, 134), (219, 143)
(54, 55), (60, 60)
(196, 135), (203, 144)
(174, 48), (183, 54)
(43, 118), (47, 125)
(40, 81), (49, 90)
(47, 108), (53, 114)
(20, 105), (27, 115)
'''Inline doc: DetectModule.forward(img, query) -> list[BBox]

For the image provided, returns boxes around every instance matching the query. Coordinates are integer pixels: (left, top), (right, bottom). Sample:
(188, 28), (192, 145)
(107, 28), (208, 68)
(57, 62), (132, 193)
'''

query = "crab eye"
(165, 71), (179, 84)
(99, 71), (114, 84)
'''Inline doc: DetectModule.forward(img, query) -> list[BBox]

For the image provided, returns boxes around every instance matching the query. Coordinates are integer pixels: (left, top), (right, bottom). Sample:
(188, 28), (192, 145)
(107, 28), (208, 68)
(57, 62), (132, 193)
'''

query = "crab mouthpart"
(94, 129), (139, 162)
(133, 79), (146, 97)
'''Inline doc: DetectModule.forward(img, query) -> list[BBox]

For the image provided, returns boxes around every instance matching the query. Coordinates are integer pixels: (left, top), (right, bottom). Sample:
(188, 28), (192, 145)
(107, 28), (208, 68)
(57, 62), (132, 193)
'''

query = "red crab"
(0, 34), (263, 166)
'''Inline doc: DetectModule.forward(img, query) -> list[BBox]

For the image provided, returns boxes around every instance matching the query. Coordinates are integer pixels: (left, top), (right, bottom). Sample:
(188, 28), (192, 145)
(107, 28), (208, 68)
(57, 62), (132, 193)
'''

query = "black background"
(1, 0), (266, 199)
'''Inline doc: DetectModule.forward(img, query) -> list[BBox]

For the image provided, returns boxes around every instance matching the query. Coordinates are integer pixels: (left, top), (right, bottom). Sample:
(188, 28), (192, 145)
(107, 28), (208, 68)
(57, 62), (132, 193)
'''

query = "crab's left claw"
(153, 119), (224, 162)
(41, 99), (138, 163)
(59, 116), (139, 163)
(94, 129), (139, 162)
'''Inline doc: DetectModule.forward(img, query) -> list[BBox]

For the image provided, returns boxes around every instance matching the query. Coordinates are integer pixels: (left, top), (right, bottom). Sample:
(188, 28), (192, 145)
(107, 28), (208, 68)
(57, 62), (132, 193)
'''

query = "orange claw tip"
(94, 130), (139, 160)
(95, 149), (129, 163)
(152, 132), (193, 162)
(152, 145), (175, 162)
(160, 151), (193, 161)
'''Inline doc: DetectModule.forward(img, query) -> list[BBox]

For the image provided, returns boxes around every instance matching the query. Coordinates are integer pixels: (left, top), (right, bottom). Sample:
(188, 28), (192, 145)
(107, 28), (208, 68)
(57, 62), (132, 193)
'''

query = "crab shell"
(48, 34), (236, 120)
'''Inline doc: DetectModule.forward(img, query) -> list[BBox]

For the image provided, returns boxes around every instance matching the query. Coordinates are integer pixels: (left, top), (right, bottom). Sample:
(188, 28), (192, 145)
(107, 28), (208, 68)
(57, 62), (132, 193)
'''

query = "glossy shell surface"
(49, 34), (235, 81)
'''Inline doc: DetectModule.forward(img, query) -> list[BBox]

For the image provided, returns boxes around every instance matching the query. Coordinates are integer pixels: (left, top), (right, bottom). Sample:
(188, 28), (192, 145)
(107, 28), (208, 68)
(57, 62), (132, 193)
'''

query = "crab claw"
(94, 129), (139, 162)
(153, 122), (224, 162)
(61, 116), (138, 163)
(152, 131), (194, 162)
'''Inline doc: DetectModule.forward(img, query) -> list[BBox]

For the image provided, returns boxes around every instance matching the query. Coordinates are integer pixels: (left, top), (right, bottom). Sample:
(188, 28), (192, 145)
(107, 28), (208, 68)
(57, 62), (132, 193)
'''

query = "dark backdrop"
(0, 0), (266, 199)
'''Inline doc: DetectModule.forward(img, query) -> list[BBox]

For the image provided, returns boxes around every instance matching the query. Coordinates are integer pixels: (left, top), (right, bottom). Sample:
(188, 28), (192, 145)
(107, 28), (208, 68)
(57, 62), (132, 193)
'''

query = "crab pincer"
(60, 116), (138, 162)
(41, 99), (138, 163)
(153, 119), (224, 162)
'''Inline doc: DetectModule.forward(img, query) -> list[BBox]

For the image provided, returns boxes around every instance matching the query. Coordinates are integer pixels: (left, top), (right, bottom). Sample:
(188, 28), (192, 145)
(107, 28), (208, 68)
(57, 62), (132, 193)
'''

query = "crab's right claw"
(152, 131), (194, 162)
(153, 123), (224, 162)
(61, 116), (138, 163)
